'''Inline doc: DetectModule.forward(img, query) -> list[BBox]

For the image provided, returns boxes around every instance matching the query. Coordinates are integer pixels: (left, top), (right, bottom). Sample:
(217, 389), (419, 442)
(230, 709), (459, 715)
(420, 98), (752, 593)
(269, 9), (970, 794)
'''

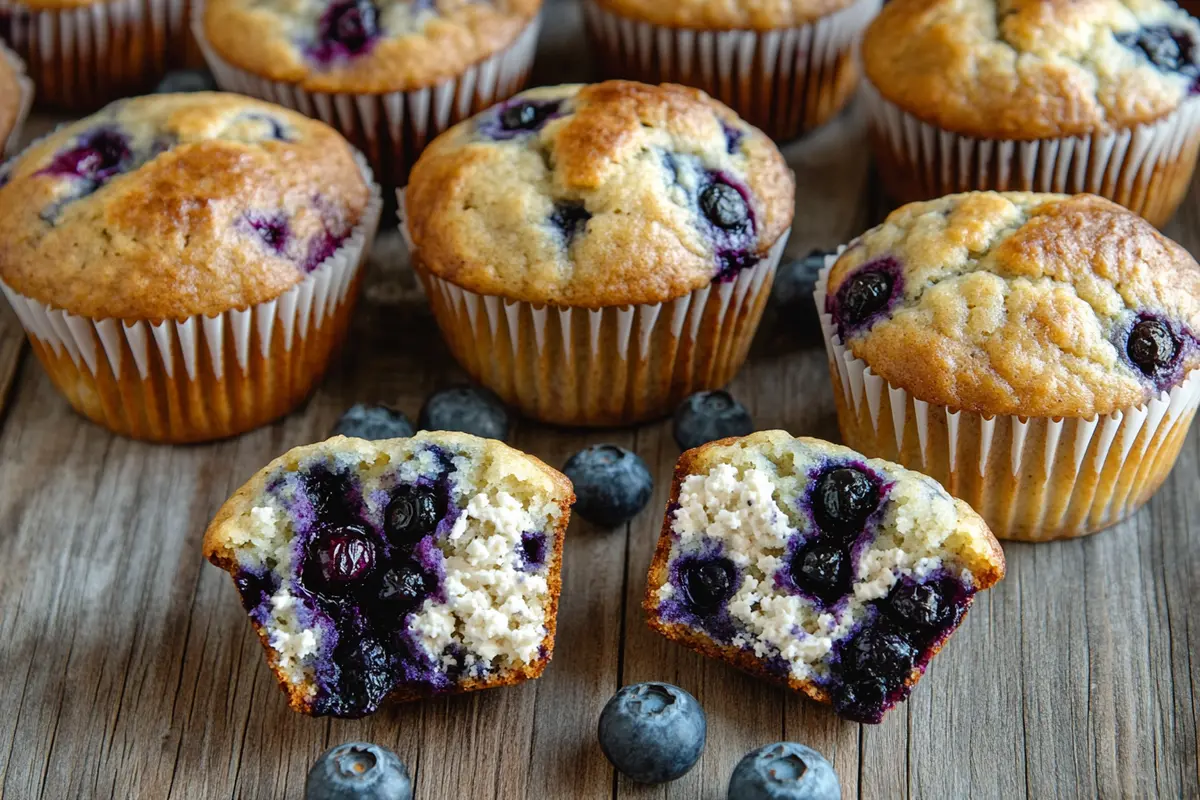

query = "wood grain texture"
(1, 5), (1199, 798)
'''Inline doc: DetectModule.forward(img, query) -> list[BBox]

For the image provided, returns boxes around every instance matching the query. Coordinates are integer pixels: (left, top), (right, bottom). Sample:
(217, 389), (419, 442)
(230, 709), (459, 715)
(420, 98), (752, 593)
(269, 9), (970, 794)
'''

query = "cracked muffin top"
(862, 0), (1200, 139)
(0, 93), (373, 321)
(202, 0), (540, 94)
(590, 0), (858, 30)
(404, 81), (795, 308)
(824, 192), (1200, 418)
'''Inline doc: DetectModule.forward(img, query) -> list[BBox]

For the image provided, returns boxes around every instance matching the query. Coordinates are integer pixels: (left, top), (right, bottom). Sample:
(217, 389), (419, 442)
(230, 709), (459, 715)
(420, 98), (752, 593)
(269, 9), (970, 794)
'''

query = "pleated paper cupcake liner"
(861, 78), (1200, 228)
(195, 14), (540, 190)
(0, 0), (191, 110)
(0, 155), (383, 443)
(582, 0), (880, 142)
(400, 189), (790, 426)
(1, 40), (32, 156)
(815, 253), (1200, 541)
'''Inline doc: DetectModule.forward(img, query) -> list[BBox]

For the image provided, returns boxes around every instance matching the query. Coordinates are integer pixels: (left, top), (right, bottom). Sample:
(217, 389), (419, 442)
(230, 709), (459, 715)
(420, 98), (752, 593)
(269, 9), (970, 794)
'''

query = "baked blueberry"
(418, 385), (510, 441)
(305, 524), (377, 592)
(246, 212), (290, 254)
(562, 444), (653, 528)
(328, 637), (396, 718)
(1127, 317), (1178, 376)
(790, 541), (850, 604)
(314, 0), (381, 60)
(886, 580), (949, 629)
(499, 100), (559, 132)
(520, 531), (548, 570)
(234, 570), (277, 614)
(1116, 26), (1200, 87)
(40, 127), (131, 183)
(680, 557), (737, 614)
(721, 122), (744, 155)
(700, 182), (749, 230)
(843, 628), (916, 684)
(383, 485), (439, 545)
(598, 682), (706, 784)
(672, 390), (754, 451)
(373, 563), (432, 616)
(812, 466), (880, 538)
(332, 404), (416, 441)
(837, 269), (894, 328)
(832, 678), (890, 724)
(549, 203), (591, 242)
(727, 742), (841, 800)
(301, 466), (357, 522)
(305, 741), (412, 800)
(154, 69), (217, 94)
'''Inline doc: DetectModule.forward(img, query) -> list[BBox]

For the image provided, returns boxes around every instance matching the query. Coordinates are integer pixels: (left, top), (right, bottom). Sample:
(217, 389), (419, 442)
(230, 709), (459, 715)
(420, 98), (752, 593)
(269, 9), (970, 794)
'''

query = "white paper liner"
(0, 0), (189, 108)
(815, 254), (1200, 541)
(399, 188), (790, 425)
(861, 78), (1200, 227)
(0, 153), (383, 442)
(0, 41), (32, 157)
(582, 0), (880, 141)
(195, 12), (540, 188)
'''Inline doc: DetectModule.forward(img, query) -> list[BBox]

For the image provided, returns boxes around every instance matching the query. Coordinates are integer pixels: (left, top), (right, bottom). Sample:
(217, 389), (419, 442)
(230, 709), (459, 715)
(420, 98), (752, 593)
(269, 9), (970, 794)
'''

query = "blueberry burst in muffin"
(203, 432), (573, 717)
(645, 432), (1005, 723)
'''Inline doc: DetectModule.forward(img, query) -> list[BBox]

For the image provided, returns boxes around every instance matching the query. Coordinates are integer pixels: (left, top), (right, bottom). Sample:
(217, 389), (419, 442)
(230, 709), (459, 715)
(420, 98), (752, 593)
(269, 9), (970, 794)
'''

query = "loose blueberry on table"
(331, 404), (416, 441)
(598, 682), (706, 784)
(773, 249), (834, 315)
(305, 741), (412, 800)
(673, 390), (754, 451)
(727, 742), (840, 800)
(562, 444), (653, 528)
(417, 385), (510, 441)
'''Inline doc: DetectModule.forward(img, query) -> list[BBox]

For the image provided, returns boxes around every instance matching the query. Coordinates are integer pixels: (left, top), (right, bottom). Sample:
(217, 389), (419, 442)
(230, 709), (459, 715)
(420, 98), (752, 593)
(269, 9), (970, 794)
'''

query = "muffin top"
(203, 0), (540, 94)
(824, 192), (1200, 418)
(863, 0), (1200, 140)
(0, 93), (373, 321)
(0, 44), (28, 153)
(405, 81), (795, 307)
(590, 0), (857, 30)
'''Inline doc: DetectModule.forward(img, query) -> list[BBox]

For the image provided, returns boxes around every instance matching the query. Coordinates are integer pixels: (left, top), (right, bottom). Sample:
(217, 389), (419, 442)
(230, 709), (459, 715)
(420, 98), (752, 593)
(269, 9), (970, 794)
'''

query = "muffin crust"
(590, 0), (857, 30)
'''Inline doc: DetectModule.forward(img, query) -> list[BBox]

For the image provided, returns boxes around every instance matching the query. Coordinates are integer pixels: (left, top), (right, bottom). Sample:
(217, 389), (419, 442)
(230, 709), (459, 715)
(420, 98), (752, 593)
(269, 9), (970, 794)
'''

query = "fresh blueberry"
(672, 390), (754, 451)
(700, 182), (749, 230)
(562, 445), (653, 528)
(837, 270), (893, 328)
(154, 69), (217, 93)
(812, 466), (880, 538)
(331, 404), (416, 441)
(843, 628), (916, 684)
(727, 742), (841, 800)
(305, 741), (412, 800)
(790, 542), (849, 604)
(1127, 317), (1178, 376)
(305, 524), (377, 593)
(598, 682), (706, 784)
(383, 485), (440, 546)
(680, 557), (737, 614)
(885, 580), (948, 629)
(773, 250), (833, 311)
(1116, 26), (1200, 90)
(418, 385), (510, 441)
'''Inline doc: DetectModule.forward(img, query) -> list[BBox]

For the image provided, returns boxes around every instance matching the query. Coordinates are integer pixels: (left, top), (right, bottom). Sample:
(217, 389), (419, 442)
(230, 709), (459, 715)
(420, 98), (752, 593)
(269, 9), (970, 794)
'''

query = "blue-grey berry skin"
(727, 742), (840, 800)
(563, 445), (653, 528)
(418, 385), (510, 441)
(305, 742), (413, 800)
(673, 391), (754, 451)
(331, 404), (416, 441)
(773, 250), (833, 334)
(154, 69), (218, 93)
(598, 682), (706, 784)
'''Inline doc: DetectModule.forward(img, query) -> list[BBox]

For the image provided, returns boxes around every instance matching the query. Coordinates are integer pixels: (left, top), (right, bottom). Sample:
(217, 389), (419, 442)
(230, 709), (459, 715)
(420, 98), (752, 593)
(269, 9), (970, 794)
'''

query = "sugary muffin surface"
(0, 93), (371, 320)
(203, 0), (539, 93)
(863, 0), (1200, 139)
(824, 192), (1200, 418)
(204, 432), (574, 717)
(590, 0), (857, 30)
(405, 81), (795, 307)
(645, 431), (1004, 723)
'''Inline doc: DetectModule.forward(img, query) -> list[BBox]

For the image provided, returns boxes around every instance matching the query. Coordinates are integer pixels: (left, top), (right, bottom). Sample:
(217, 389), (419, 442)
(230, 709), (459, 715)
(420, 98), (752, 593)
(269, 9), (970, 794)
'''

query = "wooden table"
(2, 5), (1199, 798)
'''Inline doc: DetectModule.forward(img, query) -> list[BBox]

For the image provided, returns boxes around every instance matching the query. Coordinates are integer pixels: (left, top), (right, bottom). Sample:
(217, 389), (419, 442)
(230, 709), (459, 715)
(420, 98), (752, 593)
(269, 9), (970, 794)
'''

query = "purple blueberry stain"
(307, 0), (382, 64)
(38, 126), (132, 183)
(245, 211), (291, 254)
(548, 202), (590, 243)
(1116, 25), (1200, 94)
(826, 256), (905, 339)
(519, 532), (548, 571)
(477, 98), (564, 140)
(721, 121), (744, 155)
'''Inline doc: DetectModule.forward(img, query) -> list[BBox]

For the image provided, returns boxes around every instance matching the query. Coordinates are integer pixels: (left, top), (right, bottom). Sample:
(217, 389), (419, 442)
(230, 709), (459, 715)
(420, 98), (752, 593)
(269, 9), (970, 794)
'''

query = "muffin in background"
(861, 0), (1200, 227)
(402, 81), (795, 426)
(584, 0), (881, 142)
(196, 0), (542, 189)
(816, 192), (1200, 541)
(0, 41), (31, 155)
(0, 92), (382, 442)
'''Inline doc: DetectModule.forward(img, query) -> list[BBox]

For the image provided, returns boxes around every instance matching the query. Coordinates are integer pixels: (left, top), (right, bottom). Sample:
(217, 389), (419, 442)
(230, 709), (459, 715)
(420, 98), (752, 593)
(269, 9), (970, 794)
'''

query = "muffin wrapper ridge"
(0, 153), (383, 444)
(195, 14), (540, 190)
(0, 41), (32, 157)
(399, 189), (790, 426)
(815, 255), (1200, 542)
(0, 0), (192, 109)
(861, 79), (1200, 228)
(582, 0), (880, 142)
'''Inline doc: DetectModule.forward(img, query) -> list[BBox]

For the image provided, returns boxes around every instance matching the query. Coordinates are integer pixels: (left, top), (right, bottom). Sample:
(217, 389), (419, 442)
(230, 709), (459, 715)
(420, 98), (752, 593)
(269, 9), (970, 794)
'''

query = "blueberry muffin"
(0, 92), (381, 442)
(645, 431), (1005, 724)
(584, 0), (881, 142)
(404, 81), (796, 426)
(203, 432), (574, 716)
(861, 0), (1200, 226)
(0, 42), (31, 156)
(817, 191), (1200, 541)
(198, 0), (543, 187)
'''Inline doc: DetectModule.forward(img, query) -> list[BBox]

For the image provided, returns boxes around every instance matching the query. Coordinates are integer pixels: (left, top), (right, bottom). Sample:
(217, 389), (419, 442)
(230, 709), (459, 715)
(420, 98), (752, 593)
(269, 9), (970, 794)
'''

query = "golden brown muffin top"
(863, 0), (1200, 139)
(202, 0), (540, 94)
(0, 93), (372, 321)
(0, 45), (26, 152)
(825, 192), (1200, 418)
(590, 0), (857, 30)
(405, 81), (795, 308)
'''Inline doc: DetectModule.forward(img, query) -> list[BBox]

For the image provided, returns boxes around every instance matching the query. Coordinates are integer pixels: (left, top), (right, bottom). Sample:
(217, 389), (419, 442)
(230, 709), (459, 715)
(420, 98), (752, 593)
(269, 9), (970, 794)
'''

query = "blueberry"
(832, 677), (890, 724)
(843, 628), (916, 684)
(234, 570), (277, 613)
(331, 404), (415, 441)
(305, 524), (377, 593)
(720, 121), (744, 155)
(886, 580), (948, 629)
(383, 485), (439, 545)
(373, 563), (432, 616)
(679, 557), (737, 614)
(837, 270), (893, 328)
(700, 182), (749, 230)
(519, 531), (548, 570)
(246, 211), (290, 254)
(306, 742), (412, 800)
(500, 100), (558, 132)
(562, 445), (653, 528)
(812, 466), (880, 538)
(153, 69), (217, 94)
(1117, 26), (1200, 88)
(672, 391), (754, 451)
(301, 466), (357, 523)
(598, 682), (706, 784)
(1127, 317), (1178, 376)
(40, 127), (131, 183)
(549, 202), (591, 242)
(790, 542), (849, 604)
(326, 637), (396, 718)
(318, 0), (380, 56)
(773, 250), (833, 311)
(418, 385), (510, 441)
(727, 742), (841, 800)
